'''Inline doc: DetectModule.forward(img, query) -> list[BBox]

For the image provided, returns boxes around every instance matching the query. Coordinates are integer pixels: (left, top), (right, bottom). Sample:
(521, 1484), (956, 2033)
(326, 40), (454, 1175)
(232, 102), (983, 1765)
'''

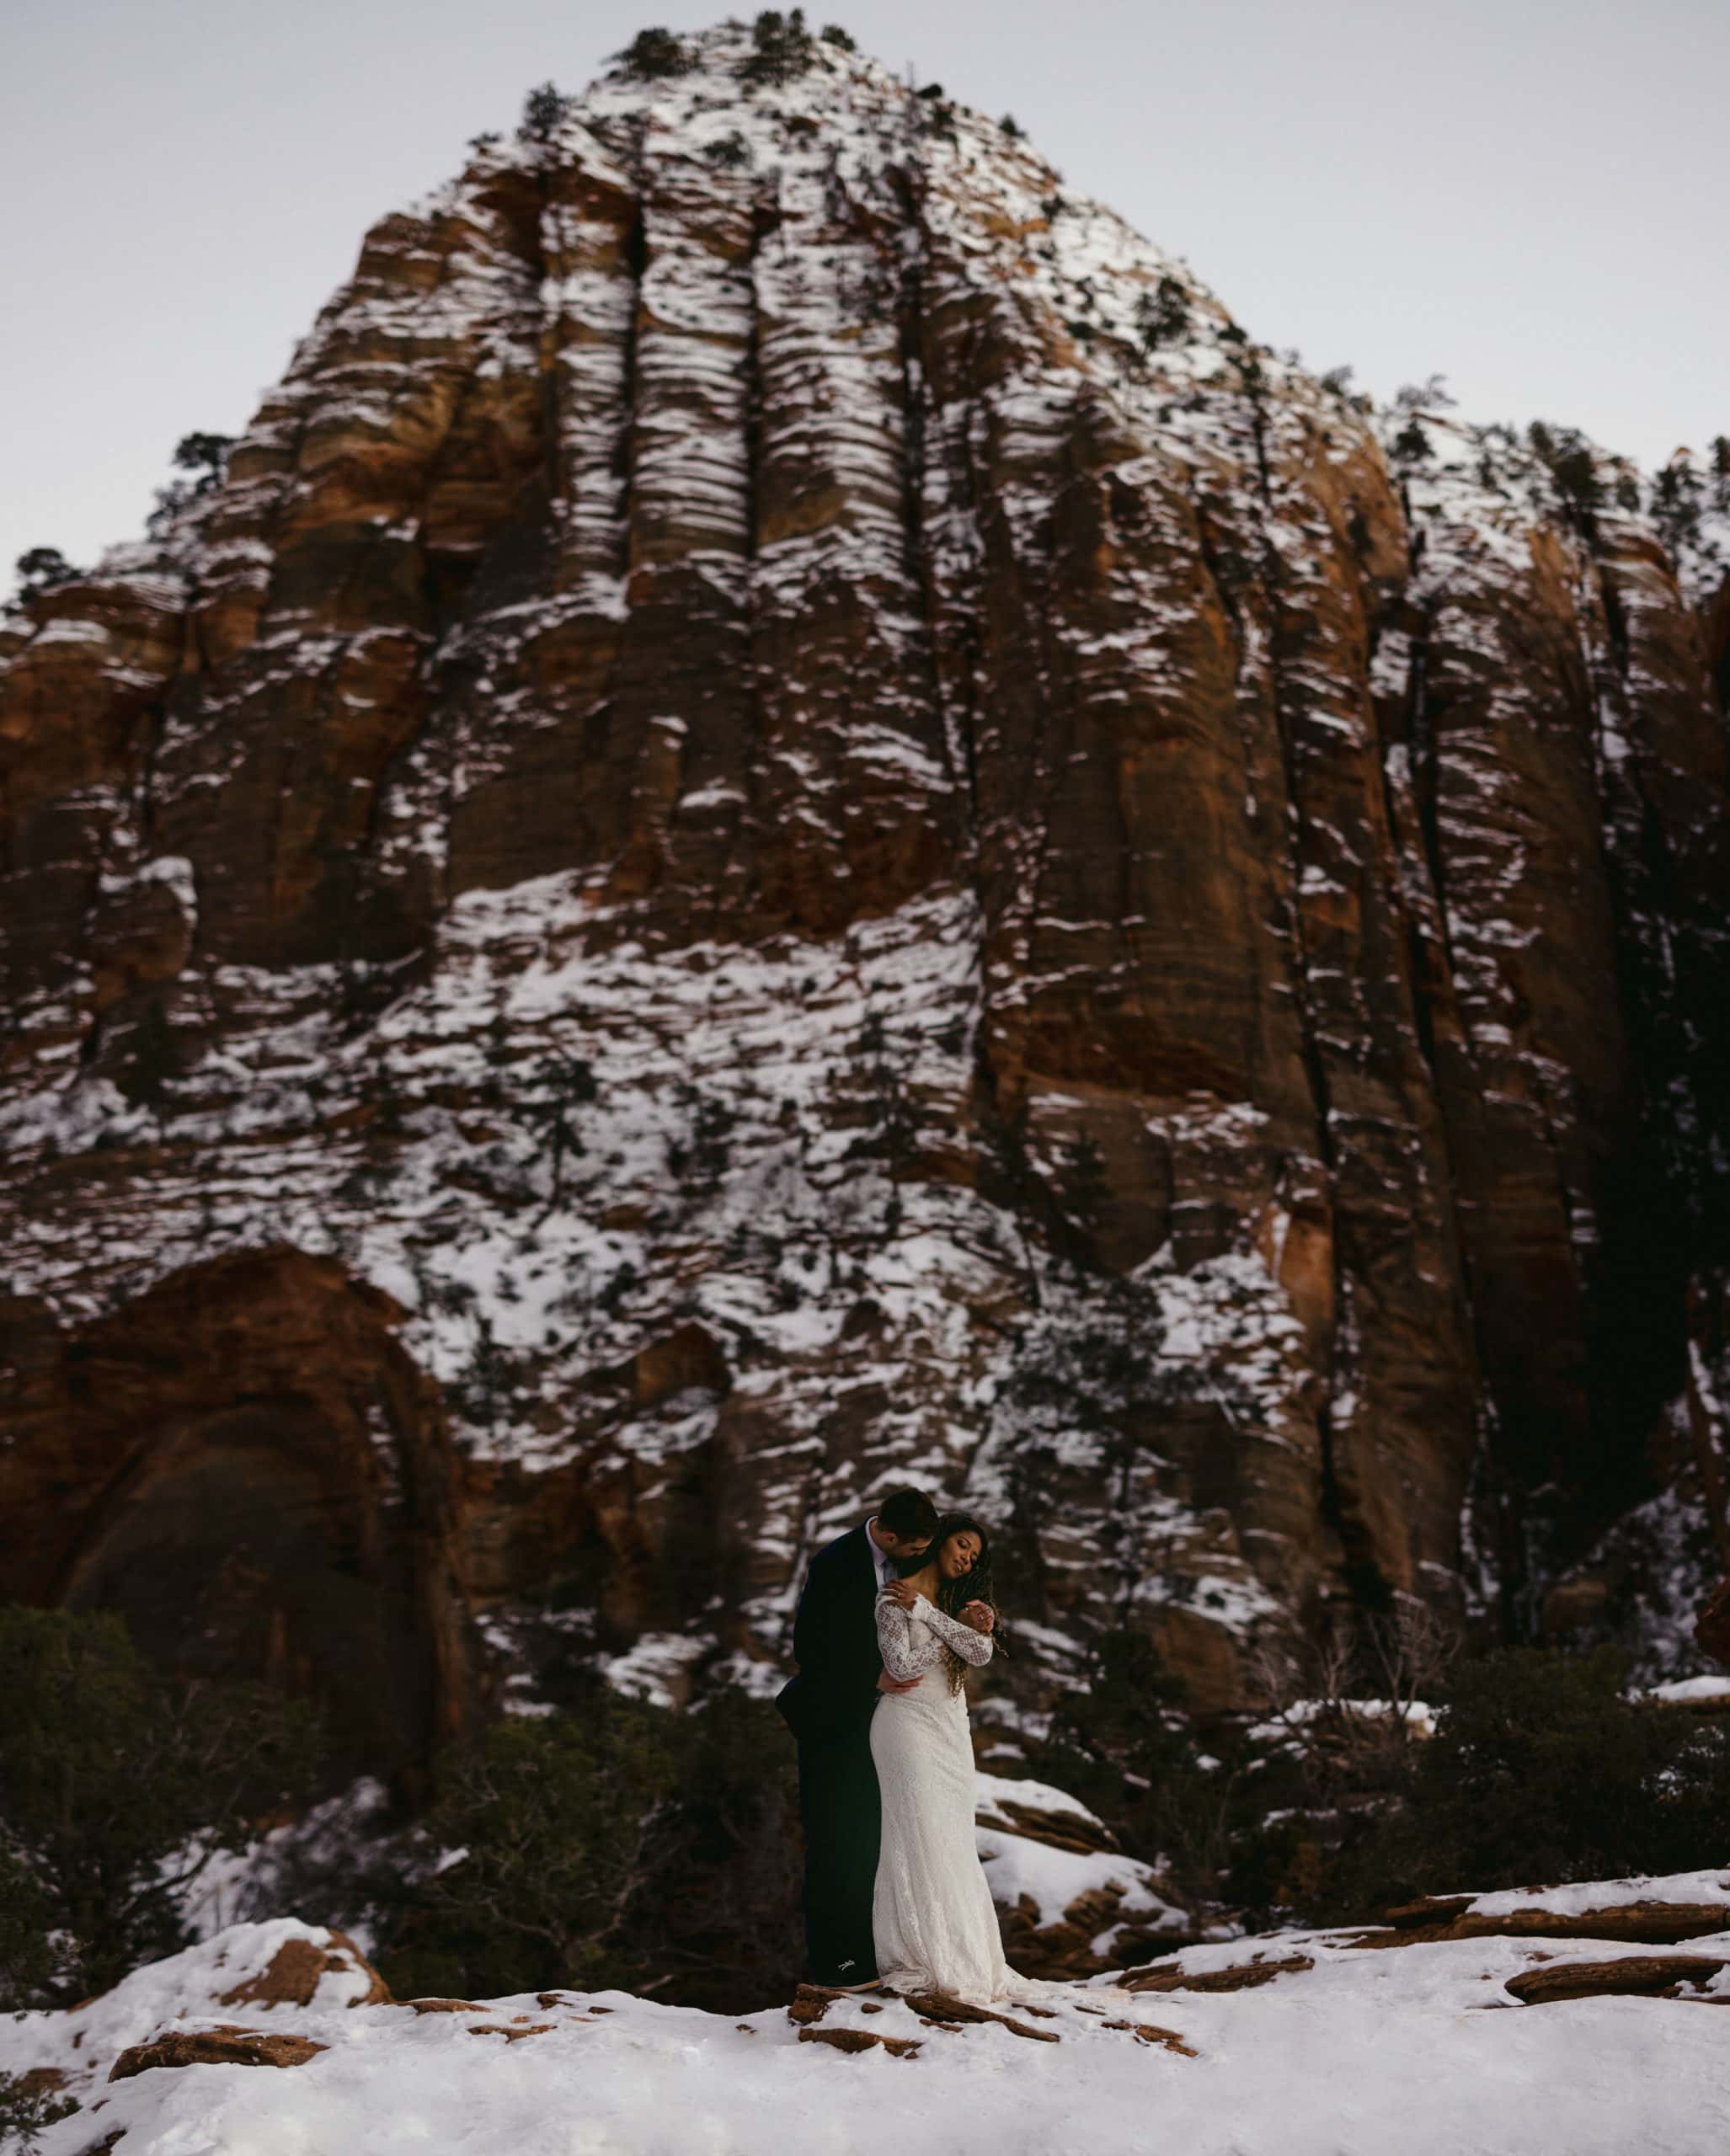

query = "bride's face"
(937, 1529), (982, 1582)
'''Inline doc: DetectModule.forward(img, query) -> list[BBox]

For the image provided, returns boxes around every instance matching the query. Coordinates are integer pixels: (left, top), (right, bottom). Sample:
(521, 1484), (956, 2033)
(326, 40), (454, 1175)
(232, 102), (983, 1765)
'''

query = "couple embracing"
(776, 1487), (1023, 2002)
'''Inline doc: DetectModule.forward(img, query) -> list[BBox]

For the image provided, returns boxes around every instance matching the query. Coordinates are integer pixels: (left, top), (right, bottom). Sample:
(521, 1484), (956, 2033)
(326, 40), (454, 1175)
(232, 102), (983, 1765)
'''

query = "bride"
(871, 1510), (1025, 2003)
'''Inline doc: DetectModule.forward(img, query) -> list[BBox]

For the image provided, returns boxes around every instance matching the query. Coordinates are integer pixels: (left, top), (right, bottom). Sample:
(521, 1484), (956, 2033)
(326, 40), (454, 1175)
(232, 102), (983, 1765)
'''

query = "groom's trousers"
(796, 1711), (880, 1986)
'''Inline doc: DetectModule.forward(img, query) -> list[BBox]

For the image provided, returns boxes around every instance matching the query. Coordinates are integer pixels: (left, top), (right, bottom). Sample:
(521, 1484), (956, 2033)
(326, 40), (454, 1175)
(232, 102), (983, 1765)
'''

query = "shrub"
(1316, 1646), (1730, 1919)
(524, 1050), (598, 1212)
(1028, 1629), (1240, 1908)
(13, 547), (77, 597)
(820, 24), (856, 50)
(740, 8), (814, 85)
(0, 2070), (78, 2153)
(1055, 1133), (1111, 1267)
(1404, 1646), (1730, 1889)
(1526, 420), (1603, 535)
(1390, 417), (1432, 467)
(1134, 274), (1190, 352)
(0, 1608), (321, 2006)
(374, 1688), (801, 2010)
(1649, 456), (1706, 558)
(1033, 1628), (1193, 1822)
(113, 995), (182, 1115)
(376, 1694), (678, 2001)
(617, 28), (691, 78)
(518, 81), (573, 144)
(172, 432), (235, 490)
(625, 1689), (802, 2009)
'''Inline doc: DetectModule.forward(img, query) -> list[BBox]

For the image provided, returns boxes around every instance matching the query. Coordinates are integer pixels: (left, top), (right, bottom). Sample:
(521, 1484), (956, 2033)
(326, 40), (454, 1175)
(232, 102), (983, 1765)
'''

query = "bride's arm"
(920, 1601), (995, 1667)
(875, 1591), (932, 1682)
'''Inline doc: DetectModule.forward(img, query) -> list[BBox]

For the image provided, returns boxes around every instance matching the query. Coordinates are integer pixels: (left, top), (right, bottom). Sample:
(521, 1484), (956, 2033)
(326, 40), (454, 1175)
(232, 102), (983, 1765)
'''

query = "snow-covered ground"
(7, 1895), (1730, 2156)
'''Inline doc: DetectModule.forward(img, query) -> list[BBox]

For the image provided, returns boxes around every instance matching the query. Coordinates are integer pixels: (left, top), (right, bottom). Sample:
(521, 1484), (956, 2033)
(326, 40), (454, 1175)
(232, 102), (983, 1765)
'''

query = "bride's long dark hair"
(894, 1511), (1006, 1684)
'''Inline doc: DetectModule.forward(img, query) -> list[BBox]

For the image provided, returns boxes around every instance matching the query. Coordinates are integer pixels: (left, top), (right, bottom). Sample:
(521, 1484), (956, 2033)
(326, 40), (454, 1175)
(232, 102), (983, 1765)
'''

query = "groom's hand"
(877, 1669), (921, 1694)
(959, 1601), (995, 1632)
(884, 1577), (918, 1609)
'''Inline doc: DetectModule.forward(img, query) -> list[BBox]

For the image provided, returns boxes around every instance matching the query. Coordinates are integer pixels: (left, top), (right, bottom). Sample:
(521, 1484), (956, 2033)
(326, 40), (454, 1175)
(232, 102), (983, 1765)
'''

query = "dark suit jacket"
(776, 1524), (884, 1744)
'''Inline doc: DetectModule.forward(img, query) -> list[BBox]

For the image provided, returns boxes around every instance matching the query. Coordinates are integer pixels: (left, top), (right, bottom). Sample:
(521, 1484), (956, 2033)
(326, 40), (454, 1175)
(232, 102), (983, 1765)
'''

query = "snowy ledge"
(4, 1890), (1730, 2156)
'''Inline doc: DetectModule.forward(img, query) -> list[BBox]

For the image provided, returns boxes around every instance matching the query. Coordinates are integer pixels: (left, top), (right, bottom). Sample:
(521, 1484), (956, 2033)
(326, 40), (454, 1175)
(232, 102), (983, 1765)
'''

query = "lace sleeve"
(875, 1593), (932, 1681)
(921, 1600), (995, 1667)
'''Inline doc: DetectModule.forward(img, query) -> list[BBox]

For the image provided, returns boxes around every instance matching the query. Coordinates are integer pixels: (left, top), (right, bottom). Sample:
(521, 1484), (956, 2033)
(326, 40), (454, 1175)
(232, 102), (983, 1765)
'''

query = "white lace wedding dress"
(870, 1588), (1023, 2003)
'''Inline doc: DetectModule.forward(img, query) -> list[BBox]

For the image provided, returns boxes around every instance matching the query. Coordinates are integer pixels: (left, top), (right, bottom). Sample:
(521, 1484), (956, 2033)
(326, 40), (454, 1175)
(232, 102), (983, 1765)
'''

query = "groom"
(776, 1487), (940, 1988)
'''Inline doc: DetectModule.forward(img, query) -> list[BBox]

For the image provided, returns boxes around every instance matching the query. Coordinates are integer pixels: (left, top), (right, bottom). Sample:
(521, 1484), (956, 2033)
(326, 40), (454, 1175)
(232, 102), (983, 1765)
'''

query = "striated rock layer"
(3, 23), (1727, 1768)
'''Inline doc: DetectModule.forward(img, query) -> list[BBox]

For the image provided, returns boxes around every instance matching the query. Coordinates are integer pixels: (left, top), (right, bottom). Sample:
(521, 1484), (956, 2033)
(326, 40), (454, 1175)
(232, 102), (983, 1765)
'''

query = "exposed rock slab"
(108, 2025), (328, 2078)
(1504, 1956), (1729, 2005)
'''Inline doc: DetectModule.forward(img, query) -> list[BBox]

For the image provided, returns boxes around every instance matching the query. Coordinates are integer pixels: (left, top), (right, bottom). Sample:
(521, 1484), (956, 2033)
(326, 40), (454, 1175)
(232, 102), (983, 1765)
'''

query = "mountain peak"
(1, 15), (1727, 1778)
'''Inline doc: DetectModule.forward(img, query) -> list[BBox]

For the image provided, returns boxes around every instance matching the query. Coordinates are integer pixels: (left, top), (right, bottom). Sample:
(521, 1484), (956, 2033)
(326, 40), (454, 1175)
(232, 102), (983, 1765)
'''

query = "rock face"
(2, 20), (1727, 1764)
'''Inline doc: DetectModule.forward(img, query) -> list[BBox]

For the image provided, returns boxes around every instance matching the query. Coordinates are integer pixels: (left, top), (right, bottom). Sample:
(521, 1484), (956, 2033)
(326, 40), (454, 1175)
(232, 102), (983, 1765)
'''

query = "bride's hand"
(959, 1600), (995, 1632)
(883, 1577), (918, 1609)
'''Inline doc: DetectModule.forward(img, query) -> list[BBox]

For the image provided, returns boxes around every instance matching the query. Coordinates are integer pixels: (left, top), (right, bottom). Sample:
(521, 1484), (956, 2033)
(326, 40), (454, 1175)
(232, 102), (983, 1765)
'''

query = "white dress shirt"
(865, 1515), (893, 1592)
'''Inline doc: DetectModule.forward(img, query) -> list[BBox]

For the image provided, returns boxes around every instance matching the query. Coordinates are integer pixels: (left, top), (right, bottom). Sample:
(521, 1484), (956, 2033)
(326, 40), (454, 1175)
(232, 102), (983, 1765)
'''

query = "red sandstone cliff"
(3, 21), (1727, 1774)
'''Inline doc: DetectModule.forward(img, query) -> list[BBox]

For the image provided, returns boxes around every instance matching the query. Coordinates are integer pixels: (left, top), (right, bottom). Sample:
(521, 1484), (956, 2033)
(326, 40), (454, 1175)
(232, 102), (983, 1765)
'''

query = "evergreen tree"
(13, 547), (77, 597)
(518, 80), (572, 143)
(848, 1011), (918, 1235)
(1710, 435), (1730, 510)
(1032, 1627), (1193, 1832)
(525, 1050), (598, 1214)
(172, 432), (236, 492)
(114, 996), (181, 1118)
(1134, 273), (1190, 353)
(1055, 1132), (1111, 1266)
(617, 27), (691, 78)
(0, 1609), (319, 2006)
(1390, 417), (1432, 467)
(740, 8), (814, 85)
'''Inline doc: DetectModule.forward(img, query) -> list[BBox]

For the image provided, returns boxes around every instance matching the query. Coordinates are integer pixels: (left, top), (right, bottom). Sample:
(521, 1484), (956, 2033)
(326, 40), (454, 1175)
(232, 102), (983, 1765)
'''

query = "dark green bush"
(1029, 1630), (1219, 1864)
(518, 81), (572, 144)
(0, 2069), (78, 2153)
(0, 1608), (321, 2006)
(172, 433), (235, 491)
(617, 28), (691, 79)
(374, 1687), (800, 2011)
(13, 548), (77, 598)
(1391, 1647), (1728, 1892)
(376, 1692), (676, 2002)
(1303, 1646), (1730, 1923)
(740, 9), (814, 85)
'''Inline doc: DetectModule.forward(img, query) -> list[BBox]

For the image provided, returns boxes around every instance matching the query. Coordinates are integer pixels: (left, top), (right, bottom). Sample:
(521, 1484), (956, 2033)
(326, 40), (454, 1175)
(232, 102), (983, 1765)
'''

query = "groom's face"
(879, 1529), (932, 1563)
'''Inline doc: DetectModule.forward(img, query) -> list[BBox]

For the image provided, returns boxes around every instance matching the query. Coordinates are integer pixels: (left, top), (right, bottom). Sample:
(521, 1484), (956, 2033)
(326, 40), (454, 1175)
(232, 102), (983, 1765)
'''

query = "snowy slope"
(6, 1898), (1730, 2156)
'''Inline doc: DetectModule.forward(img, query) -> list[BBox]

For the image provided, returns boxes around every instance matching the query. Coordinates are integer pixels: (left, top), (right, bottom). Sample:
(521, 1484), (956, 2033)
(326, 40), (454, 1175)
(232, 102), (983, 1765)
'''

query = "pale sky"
(4, 0), (1725, 590)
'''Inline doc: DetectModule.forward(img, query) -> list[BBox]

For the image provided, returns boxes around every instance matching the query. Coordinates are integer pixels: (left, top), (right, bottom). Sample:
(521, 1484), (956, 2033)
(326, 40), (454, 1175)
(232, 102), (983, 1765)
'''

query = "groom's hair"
(876, 1487), (939, 1541)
